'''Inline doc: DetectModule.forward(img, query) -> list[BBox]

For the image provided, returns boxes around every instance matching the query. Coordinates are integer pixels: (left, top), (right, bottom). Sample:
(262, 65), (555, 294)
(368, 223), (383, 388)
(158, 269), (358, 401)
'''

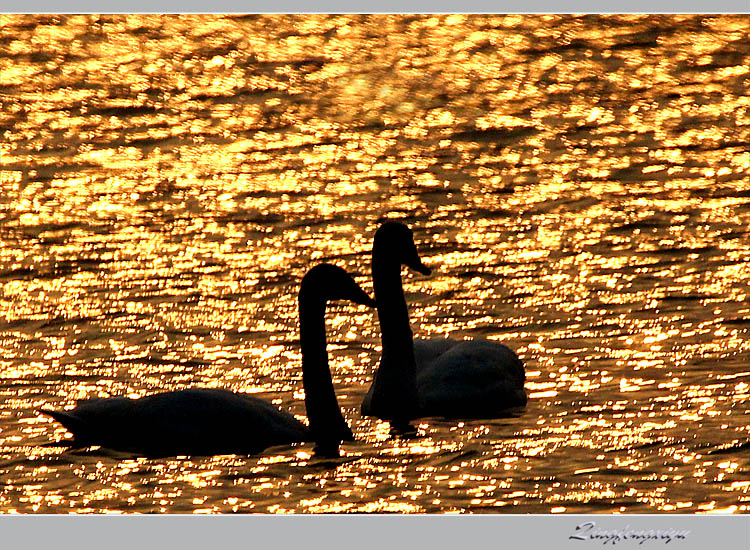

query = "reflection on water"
(0, 14), (749, 513)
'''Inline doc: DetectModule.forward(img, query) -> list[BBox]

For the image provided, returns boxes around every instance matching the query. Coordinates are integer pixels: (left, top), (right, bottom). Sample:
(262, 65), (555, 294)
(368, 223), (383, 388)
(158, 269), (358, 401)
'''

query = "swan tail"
(41, 408), (87, 439)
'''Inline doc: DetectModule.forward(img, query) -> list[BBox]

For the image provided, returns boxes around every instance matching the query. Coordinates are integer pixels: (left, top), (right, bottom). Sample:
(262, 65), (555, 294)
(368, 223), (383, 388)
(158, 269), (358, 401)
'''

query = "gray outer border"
(0, 515), (748, 549)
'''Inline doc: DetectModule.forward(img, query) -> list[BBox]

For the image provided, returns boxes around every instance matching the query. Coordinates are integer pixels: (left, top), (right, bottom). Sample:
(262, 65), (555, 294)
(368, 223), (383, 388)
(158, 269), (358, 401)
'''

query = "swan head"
(301, 263), (376, 308)
(374, 221), (431, 275)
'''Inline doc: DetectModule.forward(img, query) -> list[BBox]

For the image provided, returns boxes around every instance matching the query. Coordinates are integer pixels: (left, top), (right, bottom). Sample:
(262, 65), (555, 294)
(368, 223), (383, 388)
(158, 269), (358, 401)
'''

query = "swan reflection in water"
(44, 264), (376, 458)
(362, 222), (527, 429)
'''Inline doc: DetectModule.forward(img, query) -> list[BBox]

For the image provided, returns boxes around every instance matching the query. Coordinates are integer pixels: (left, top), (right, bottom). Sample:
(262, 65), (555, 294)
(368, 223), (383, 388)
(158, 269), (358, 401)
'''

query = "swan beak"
(353, 290), (377, 308)
(408, 257), (432, 276)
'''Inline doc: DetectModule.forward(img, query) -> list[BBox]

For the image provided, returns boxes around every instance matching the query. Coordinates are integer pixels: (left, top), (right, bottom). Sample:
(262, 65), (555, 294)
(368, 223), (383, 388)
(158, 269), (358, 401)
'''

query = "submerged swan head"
(373, 221), (431, 275)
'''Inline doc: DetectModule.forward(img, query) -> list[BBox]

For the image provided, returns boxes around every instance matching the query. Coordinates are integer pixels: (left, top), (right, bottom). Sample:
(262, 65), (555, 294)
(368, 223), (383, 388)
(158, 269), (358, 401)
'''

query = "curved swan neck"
(372, 252), (414, 347)
(298, 292), (348, 452)
(369, 240), (420, 422)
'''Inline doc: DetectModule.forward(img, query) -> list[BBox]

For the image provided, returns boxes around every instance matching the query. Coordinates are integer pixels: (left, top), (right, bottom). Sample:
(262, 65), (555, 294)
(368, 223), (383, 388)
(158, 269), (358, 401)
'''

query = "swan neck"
(367, 243), (421, 422)
(372, 254), (414, 349)
(298, 293), (348, 450)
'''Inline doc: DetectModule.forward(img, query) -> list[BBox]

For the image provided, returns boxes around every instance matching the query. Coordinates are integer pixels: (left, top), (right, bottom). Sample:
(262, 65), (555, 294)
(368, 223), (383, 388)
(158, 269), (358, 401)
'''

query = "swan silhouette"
(43, 264), (376, 458)
(361, 222), (527, 427)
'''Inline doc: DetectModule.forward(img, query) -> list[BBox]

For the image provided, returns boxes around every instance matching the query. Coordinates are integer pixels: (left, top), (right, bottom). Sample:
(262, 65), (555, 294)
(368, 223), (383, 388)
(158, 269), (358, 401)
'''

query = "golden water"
(1, 14), (749, 513)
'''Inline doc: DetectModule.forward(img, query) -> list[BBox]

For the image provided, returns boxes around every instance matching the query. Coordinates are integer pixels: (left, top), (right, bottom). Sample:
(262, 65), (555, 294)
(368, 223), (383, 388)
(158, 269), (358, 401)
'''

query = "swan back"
(415, 338), (527, 418)
(45, 389), (309, 457)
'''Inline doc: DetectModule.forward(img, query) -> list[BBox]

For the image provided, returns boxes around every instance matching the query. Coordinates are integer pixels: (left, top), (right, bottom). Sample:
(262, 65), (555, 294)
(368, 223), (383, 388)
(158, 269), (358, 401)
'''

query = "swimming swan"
(43, 264), (376, 458)
(361, 222), (526, 426)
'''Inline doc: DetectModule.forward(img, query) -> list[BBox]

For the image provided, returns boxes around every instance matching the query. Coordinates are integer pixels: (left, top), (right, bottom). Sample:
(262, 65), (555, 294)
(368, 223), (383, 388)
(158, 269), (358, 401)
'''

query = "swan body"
(361, 222), (527, 425)
(44, 264), (375, 458)
(414, 338), (527, 418)
(44, 389), (308, 457)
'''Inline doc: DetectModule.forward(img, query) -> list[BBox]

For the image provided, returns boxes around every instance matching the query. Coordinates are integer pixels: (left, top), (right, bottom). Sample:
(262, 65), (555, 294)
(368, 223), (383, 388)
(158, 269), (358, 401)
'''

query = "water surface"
(0, 14), (749, 513)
